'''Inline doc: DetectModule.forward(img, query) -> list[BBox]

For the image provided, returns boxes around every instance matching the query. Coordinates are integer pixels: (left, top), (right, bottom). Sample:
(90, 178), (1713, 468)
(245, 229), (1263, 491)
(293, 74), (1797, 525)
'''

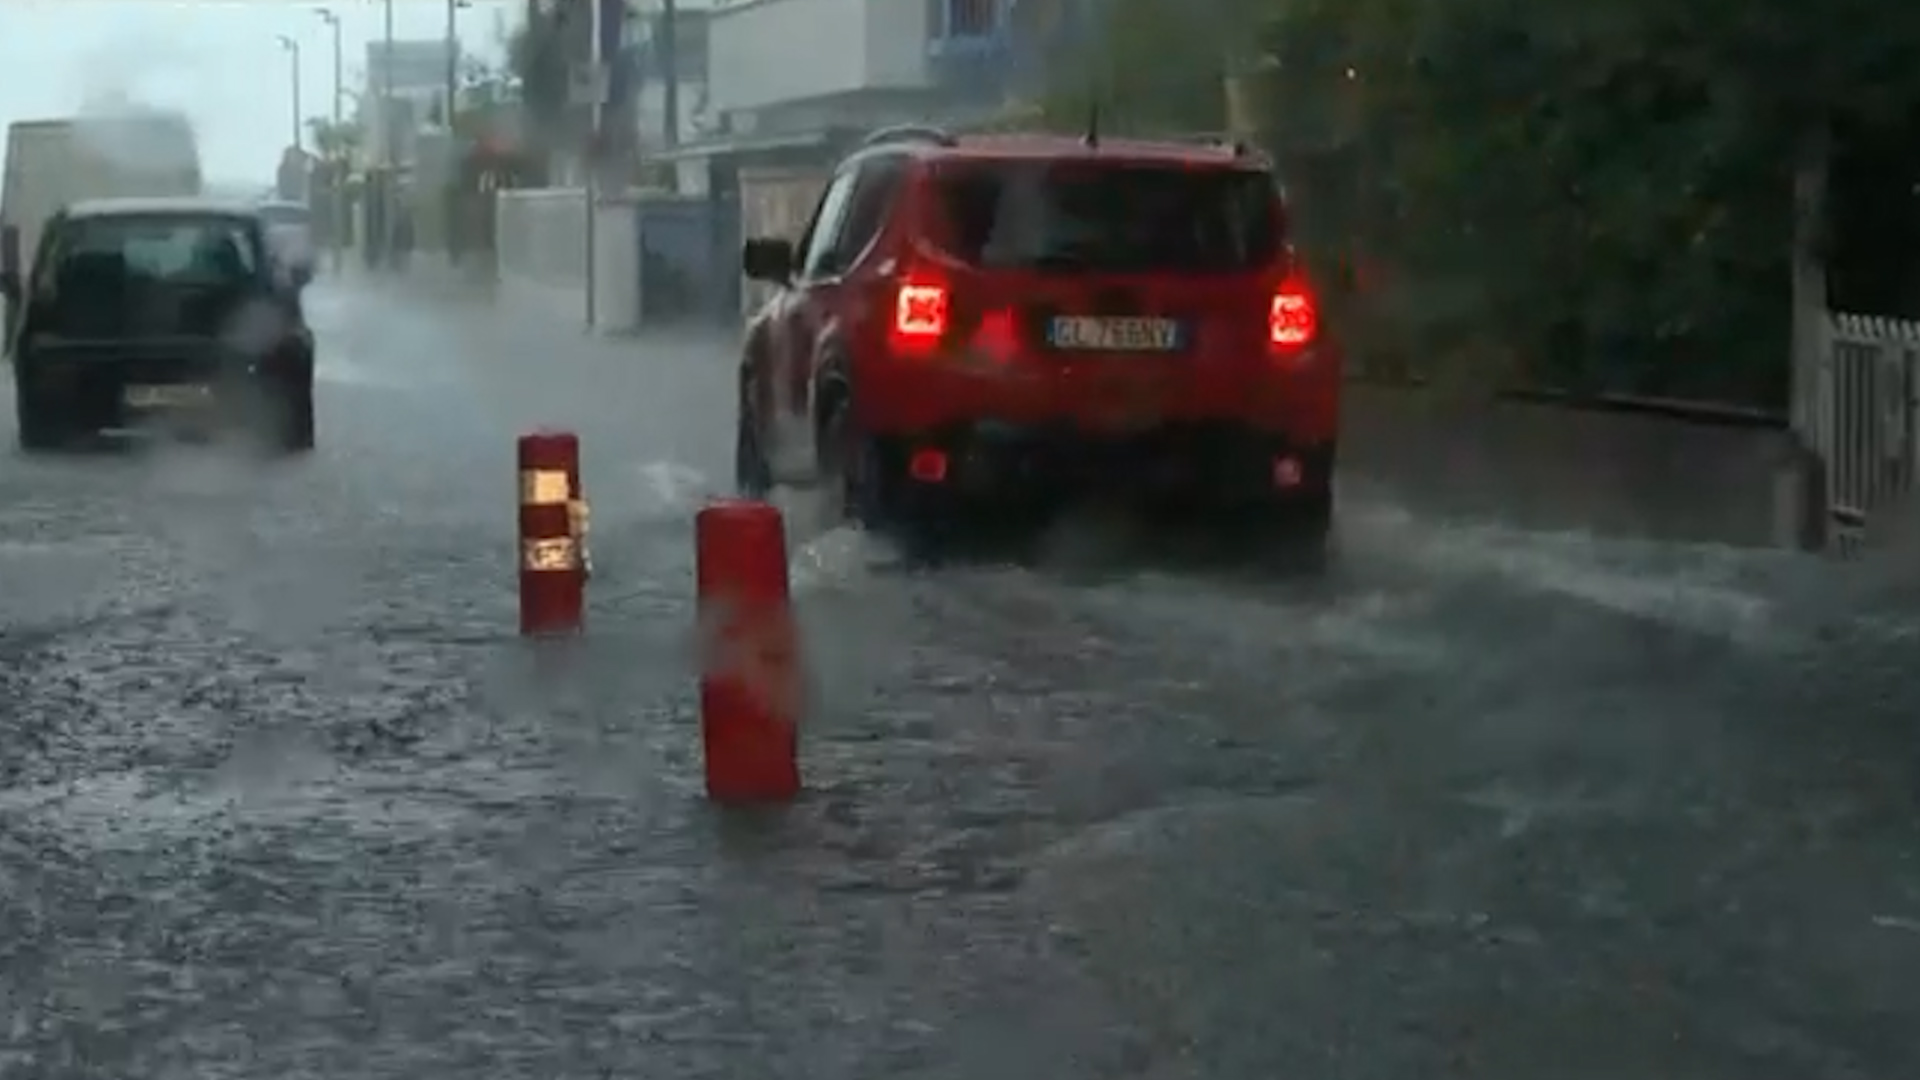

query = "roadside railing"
(1812, 312), (1920, 553)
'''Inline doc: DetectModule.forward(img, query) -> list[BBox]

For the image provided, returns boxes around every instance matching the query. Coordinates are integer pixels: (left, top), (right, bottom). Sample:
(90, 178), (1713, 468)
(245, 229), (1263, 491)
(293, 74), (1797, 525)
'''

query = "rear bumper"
(855, 342), (1344, 447)
(884, 420), (1334, 505)
(15, 346), (307, 428)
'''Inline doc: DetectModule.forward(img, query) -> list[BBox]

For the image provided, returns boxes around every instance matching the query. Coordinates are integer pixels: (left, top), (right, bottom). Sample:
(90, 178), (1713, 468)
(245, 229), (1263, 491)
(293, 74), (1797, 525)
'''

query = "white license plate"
(1049, 316), (1183, 352)
(123, 384), (213, 409)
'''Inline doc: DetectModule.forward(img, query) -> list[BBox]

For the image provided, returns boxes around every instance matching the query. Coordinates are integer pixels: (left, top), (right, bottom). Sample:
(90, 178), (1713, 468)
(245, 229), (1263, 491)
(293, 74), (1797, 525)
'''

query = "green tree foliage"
(509, 0), (578, 143)
(1063, 0), (1920, 405)
(1038, 0), (1236, 133)
(424, 57), (515, 135)
(508, 1), (643, 159)
(305, 117), (360, 159)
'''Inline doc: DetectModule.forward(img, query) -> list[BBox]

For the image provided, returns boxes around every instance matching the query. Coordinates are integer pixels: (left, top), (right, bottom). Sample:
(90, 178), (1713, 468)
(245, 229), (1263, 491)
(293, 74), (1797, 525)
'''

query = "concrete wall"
(1341, 385), (1797, 548)
(494, 187), (641, 333)
(708, 0), (932, 114)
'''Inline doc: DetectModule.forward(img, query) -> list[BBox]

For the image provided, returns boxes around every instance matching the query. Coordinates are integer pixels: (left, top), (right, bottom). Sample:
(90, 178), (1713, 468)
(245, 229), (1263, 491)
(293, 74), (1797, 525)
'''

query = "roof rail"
(1142, 131), (1253, 158)
(861, 124), (957, 150)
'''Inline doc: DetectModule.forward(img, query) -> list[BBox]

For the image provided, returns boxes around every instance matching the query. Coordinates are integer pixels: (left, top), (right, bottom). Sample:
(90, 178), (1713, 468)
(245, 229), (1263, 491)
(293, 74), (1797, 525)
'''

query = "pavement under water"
(0, 278), (1915, 1079)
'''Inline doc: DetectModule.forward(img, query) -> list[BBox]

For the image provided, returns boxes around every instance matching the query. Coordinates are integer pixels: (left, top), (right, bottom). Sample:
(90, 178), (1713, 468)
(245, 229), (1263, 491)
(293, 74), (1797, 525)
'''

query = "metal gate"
(1814, 313), (1920, 552)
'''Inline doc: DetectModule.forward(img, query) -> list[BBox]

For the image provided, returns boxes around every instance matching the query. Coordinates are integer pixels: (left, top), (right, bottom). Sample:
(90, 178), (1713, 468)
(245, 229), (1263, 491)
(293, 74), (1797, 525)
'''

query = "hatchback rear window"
(931, 161), (1281, 273)
(53, 214), (258, 287)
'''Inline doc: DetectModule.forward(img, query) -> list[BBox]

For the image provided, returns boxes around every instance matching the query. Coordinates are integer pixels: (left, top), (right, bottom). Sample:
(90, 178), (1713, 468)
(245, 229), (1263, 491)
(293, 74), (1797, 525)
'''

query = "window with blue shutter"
(934, 0), (1006, 46)
(951, 0), (998, 36)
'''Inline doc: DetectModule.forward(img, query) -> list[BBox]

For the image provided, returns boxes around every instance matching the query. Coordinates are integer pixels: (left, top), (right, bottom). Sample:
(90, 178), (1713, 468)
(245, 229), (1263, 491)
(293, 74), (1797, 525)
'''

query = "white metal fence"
(1811, 312), (1920, 551)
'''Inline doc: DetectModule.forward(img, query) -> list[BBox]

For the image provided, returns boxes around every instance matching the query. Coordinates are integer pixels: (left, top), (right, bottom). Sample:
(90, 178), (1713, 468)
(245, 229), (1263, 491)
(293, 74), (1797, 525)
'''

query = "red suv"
(734, 125), (1339, 539)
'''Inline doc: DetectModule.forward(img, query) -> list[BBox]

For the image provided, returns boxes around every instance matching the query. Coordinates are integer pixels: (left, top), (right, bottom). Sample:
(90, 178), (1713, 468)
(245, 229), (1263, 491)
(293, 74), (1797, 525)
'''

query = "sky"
(0, 0), (518, 185)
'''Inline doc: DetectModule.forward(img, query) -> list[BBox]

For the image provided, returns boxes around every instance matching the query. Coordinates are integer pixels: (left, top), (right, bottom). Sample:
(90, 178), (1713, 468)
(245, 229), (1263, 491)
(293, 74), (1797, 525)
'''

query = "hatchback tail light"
(1269, 278), (1318, 350)
(891, 275), (950, 352)
(261, 334), (307, 376)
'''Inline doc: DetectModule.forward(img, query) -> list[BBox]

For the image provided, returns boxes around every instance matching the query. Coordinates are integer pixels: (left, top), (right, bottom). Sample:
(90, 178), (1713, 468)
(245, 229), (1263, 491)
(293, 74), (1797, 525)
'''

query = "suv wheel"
(274, 379), (315, 452)
(14, 376), (63, 452)
(1289, 485), (1333, 539)
(818, 394), (893, 527)
(284, 380), (314, 447)
(734, 385), (772, 497)
(1261, 485), (1333, 570)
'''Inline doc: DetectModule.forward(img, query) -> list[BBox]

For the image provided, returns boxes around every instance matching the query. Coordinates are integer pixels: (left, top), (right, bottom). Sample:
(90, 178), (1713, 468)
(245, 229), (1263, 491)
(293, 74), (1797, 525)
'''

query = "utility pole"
(316, 8), (344, 268)
(1787, 123), (1833, 550)
(445, 0), (460, 129)
(585, 0), (603, 330)
(661, 0), (679, 147)
(444, 0), (469, 262)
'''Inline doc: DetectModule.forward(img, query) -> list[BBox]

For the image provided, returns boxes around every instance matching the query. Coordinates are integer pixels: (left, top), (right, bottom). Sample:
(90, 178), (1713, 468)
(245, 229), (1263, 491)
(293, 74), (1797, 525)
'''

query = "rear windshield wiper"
(1016, 244), (1110, 270)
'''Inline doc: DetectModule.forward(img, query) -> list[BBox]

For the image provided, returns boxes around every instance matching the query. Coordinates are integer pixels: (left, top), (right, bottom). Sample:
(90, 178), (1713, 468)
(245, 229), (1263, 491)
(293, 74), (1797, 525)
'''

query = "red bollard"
(695, 499), (802, 803)
(517, 430), (586, 635)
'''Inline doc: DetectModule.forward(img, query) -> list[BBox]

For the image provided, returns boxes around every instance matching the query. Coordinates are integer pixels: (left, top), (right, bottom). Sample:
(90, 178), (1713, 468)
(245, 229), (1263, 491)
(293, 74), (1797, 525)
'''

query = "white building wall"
(708, 0), (931, 114)
(634, 77), (710, 149)
(865, 0), (933, 90)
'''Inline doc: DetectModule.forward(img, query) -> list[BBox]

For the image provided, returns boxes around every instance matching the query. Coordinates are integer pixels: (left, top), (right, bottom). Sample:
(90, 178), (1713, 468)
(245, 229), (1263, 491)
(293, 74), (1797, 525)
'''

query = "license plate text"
(124, 384), (213, 408)
(1049, 317), (1182, 352)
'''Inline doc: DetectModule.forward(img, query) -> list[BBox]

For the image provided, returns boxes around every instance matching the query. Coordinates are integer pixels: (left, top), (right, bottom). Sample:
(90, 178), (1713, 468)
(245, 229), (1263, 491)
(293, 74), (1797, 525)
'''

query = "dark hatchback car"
(0, 197), (315, 451)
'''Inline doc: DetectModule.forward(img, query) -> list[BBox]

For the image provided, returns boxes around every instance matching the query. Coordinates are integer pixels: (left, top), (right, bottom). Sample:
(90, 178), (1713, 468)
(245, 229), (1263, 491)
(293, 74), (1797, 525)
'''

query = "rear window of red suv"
(929, 159), (1281, 273)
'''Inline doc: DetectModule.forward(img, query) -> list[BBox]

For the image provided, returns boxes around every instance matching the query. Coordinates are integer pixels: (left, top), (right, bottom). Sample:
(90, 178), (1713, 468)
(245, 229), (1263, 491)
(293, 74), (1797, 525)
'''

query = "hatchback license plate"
(124, 384), (213, 409)
(1049, 316), (1183, 352)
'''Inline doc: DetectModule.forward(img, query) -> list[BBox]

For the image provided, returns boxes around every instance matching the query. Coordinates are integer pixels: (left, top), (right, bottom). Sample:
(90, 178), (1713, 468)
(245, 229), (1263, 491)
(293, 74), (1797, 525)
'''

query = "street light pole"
(444, 0), (471, 263)
(445, 0), (462, 129)
(381, 0), (395, 166)
(316, 8), (344, 268)
(661, 0), (679, 148)
(277, 35), (302, 151)
(586, 0), (603, 331)
(381, 0), (396, 265)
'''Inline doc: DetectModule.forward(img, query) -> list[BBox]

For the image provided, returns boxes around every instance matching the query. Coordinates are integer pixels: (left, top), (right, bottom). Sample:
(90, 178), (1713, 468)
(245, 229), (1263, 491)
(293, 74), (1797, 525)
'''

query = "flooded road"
(2, 277), (1916, 1079)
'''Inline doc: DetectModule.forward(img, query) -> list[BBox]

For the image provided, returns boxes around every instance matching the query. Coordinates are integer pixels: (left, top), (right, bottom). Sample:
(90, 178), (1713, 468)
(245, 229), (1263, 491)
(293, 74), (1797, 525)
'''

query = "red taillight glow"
(1272, 456), (1303, 487)
(908, 448), (948, 482)
(972, 308), (1018, 360)
(1269, 282), (1317, 348)
(893, 280), (949, 342)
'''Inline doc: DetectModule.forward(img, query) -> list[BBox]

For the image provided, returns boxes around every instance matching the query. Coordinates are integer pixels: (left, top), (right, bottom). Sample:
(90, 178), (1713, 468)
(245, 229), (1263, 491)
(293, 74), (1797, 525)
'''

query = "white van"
(2, 111), (203, 345)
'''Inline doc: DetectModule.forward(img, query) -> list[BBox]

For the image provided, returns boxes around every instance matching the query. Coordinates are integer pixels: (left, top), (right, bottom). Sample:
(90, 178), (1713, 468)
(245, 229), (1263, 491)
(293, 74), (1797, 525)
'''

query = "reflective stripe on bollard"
(517, 430), (585, 635)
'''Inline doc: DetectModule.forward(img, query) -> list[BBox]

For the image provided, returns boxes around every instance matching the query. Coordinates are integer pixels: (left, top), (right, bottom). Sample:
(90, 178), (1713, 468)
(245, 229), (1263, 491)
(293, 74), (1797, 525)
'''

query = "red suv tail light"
(1269, 278), (1318, 349)
(972, 307), (1019, 360)
(891, 276), (949, 352)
